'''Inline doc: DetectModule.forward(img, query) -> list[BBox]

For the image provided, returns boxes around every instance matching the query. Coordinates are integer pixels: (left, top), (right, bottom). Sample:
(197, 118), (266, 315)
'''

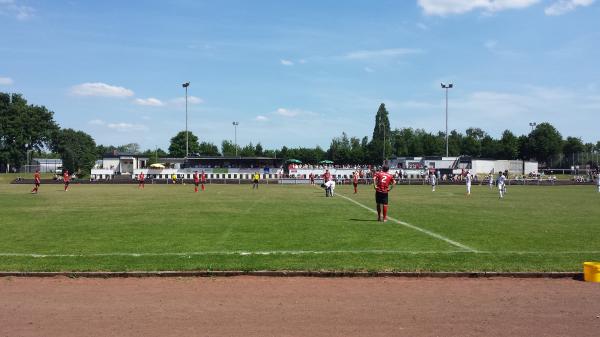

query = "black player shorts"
(65, 181), (70, 186)
(194, 182), (199, 187)
(375, 191), (388, 205)
(253, 179), (259, 184)
(35, 182), (40, 187)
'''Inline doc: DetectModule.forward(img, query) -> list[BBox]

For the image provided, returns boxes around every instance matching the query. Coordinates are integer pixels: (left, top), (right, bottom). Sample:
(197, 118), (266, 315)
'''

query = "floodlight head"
(232, 121), (239, 126)
(182, 82), (190, 88)
(448, 83), (453, 88)
(441, 83), (445, 88)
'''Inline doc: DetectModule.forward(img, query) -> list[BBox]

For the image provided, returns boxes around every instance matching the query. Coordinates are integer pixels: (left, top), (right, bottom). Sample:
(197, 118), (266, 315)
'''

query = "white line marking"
(0, 250), (599, 258)
(335, 192), (479, 253)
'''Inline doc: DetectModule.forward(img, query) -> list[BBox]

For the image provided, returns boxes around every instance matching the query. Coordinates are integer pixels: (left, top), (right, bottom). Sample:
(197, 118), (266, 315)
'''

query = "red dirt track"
(1, 276), (599, 337)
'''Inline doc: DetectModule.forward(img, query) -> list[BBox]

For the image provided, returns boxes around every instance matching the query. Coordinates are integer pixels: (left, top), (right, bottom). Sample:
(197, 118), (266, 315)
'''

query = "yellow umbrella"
(149, 163), (165, 169)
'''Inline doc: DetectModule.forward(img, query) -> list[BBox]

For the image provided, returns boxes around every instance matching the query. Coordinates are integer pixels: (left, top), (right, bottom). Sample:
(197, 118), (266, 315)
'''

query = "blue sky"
(1, 0), (599, 150)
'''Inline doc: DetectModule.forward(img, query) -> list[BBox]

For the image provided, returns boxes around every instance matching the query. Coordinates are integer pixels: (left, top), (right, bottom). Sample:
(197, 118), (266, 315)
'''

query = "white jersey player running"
(597, 173), (600, 193)
(488, 174), (494, 189)
(430, 173), (436, 192)
(465, 172), (472, 196)
(498, 173), (506, 199)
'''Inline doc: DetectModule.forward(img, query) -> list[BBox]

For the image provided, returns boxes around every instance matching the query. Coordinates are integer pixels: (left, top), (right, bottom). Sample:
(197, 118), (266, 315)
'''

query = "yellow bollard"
(583, 262), (600, 282)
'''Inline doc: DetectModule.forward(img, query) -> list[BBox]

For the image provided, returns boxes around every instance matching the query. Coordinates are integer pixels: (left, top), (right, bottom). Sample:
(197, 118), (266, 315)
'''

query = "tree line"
(2, 93), (599, 176)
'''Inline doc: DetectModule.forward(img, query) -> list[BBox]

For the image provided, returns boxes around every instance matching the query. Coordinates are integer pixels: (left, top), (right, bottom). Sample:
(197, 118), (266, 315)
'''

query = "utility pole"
(232, 122), (239, 157)
(441, 83), (453, 157)
(182, 82), (190, 158)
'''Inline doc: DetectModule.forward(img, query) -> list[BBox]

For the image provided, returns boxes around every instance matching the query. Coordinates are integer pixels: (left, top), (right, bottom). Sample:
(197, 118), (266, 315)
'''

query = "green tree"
(447, 130), (463, 156)
(563, 136), (585, 166)
(221, 140), (239, 156)
(51, 128), (97, 176)
(0, 93), (59, 170)
(349, 137), (365, 163)
(169, 131), (200, 157)
(328, 132), (352, 164)
(528, 122), (563, 166)
(117, 143), (141, 154)
(462, 128), (485, 157)
(197, 141), (220, 156)
(96, 144), (117, 158)
(392, 128), (412, 157)
(142, 148), (168, 165)
(517, 135), (530, 159)
(240, 142), (256, 157)
(255, 143), (264, 156)
(369, 103), (393, 163)
(480, 135), (500, 158)
(499, 130), (519, 159)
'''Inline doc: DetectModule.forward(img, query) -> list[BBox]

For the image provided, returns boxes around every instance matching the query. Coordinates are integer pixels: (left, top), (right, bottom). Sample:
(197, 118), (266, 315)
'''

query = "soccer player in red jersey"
(352, 171), (359, 194)
(323, 169), (331, 184)
(138, 172), (145, 189)
(63, 170), (70, 192)
(201, 170), (206, 191)
(373, 165), (395, 222)
(193, 171), (200, 193)
(31, 169), (41, 194)
(309, 172), (315, 185)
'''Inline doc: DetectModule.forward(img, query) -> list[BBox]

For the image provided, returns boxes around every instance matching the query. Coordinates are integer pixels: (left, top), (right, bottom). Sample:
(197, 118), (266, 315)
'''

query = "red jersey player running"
(193, 171), (200, 193)
(31, 169), (41, 194)
(138, 172), (145, 189)
(63, 170), (70, 192)
(201, 170), (206, 191)
(373, 165), (395, 222)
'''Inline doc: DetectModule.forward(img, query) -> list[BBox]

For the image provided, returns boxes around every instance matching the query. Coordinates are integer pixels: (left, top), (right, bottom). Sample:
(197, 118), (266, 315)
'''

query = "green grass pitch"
(0, 180), (599, 272)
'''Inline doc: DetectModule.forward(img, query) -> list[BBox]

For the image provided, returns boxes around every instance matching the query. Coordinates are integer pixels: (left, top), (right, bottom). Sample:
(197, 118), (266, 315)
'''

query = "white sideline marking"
(1, 250), (599, 258)
(335, 192), (478, 253)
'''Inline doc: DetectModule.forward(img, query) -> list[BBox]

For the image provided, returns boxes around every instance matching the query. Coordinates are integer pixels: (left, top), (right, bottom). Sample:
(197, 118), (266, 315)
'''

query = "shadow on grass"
(349, 218), (377, 222)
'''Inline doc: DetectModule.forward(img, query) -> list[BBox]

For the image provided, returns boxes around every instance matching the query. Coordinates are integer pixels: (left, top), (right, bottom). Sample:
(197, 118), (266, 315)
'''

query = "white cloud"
(345, 48), (422, 60)
(134, 97), (165, 106)
(545, 0), (594, 15)
(0, 76), (13, 85)
(89, 119), (147, 132)
(280, 59), (294, 66)
(71, 82), (134, 98)
(275, 108), (299, 117)
(0, 0), (34, 20)
(106, 122), (148, 132)
(417, 0), (540, 16)
(170, 96), (204, 105)
(255, 115), (269, 121)
(298, 59), (307, 64)
(88, 119), (105, 125)
(274, 108), (315, 118)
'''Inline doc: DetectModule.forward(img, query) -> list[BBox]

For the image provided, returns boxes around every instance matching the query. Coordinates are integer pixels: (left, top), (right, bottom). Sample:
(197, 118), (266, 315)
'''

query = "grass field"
(0, 179), (599, 272)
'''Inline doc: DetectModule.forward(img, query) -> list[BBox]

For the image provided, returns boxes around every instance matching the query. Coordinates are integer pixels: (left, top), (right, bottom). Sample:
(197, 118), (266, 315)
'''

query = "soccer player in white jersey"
(325, 179), (336, 197)
(597, 172), (600, 192)
(498, 172), (506, 199)
(430, 172), (437, 192)
(465, 171), (472, 196)
(488, 173), (494, 189)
